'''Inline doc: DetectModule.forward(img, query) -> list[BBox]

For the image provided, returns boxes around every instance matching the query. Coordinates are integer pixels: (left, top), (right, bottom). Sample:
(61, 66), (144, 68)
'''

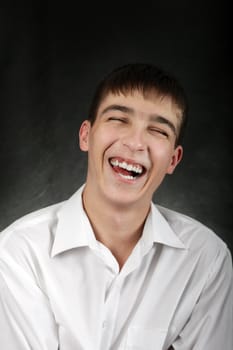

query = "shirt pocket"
(125, 326), (168, 350)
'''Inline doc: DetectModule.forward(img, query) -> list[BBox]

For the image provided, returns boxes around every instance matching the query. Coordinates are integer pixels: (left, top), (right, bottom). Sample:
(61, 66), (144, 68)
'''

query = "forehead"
(97, 90), (182, 123)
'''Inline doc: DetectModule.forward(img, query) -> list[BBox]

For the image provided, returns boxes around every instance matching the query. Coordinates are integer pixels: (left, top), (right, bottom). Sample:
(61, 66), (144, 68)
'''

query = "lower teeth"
(119, 173), (135, 180)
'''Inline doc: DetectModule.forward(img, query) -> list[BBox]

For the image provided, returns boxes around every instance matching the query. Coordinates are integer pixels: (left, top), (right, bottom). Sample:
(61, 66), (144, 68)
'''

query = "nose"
(122, 127), (146, 152)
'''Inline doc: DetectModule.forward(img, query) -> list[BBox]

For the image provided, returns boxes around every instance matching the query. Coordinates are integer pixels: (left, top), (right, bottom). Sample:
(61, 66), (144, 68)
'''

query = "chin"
(102, 188), (147, 208)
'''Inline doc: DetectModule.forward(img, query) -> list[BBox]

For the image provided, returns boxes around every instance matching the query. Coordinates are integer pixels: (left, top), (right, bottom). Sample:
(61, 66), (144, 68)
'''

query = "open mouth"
(109, 157), (146, 180)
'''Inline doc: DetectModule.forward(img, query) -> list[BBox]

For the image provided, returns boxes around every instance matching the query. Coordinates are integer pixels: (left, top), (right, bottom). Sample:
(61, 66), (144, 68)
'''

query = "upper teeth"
(110, 159), (143, 174)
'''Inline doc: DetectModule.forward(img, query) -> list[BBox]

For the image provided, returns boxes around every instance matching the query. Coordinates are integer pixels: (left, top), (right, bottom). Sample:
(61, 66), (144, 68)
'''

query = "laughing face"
(79, 90), (183, 209)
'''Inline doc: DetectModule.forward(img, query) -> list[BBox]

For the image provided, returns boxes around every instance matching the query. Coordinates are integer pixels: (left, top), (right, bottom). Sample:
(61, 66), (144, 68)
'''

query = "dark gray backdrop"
(1, 2), (232, 254)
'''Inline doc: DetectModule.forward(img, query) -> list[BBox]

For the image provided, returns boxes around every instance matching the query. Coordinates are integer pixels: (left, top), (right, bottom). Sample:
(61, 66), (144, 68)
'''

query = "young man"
(0, 63), (232, 349)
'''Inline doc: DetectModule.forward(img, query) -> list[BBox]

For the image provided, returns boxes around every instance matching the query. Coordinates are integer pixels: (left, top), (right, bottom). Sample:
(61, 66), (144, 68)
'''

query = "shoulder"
(155, 205), (233, 296)
(155, 204), (229, 262)
(0, 201), (65, 255)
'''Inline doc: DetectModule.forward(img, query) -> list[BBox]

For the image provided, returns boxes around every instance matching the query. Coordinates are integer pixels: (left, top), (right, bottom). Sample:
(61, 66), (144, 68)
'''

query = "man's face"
(79, 90), (183, 208)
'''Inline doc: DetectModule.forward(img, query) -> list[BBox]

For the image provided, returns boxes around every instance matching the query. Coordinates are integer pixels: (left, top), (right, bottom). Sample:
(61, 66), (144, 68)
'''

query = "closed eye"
(149, 128), (169, 137)
(108, 117), (128, 123)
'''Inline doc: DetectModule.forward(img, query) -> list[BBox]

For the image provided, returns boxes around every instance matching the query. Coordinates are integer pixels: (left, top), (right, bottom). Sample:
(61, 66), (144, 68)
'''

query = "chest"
(42, 246), (205, 349)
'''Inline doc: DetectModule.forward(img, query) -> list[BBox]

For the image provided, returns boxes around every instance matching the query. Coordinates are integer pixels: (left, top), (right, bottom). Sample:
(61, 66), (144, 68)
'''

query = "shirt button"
(102, 321), (107, 328)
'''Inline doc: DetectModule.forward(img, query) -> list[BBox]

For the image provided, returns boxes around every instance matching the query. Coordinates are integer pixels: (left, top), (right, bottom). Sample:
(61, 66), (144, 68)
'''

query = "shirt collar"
(51, 185), (186, 258)
(141, 203), (186, 250)
(51, 185), (98, 257)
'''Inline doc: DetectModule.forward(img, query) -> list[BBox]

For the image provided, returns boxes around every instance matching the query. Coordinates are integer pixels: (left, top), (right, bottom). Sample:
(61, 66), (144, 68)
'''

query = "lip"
(108, 156), (148, 184)
(109, 156), (147, 170)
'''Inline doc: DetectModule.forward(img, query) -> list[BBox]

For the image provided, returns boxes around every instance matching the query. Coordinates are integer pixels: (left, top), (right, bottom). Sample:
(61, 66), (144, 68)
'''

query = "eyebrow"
(100, 104), (177, 136)
(101, 104), (134, 115)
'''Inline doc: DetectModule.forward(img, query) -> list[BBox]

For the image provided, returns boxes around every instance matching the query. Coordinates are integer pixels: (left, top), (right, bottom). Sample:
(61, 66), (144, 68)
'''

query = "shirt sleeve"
(172, 246), (233, 350)
(0, 253), (59, 350)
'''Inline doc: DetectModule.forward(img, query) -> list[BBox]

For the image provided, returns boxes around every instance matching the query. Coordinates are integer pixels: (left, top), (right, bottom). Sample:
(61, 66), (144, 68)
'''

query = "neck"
(82, 185), (151, 268)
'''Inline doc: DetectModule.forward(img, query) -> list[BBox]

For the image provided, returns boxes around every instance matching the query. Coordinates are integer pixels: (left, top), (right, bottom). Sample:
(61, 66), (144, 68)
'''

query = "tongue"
(112, 166), (131, 176)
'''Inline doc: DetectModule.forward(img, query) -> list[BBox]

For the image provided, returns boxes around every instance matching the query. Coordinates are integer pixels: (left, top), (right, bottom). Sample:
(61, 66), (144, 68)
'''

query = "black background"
(0, 2), (232, 254)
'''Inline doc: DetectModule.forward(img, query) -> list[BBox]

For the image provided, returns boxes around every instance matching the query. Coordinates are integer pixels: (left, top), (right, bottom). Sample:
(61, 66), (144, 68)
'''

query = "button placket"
(99, 278), (122, 350)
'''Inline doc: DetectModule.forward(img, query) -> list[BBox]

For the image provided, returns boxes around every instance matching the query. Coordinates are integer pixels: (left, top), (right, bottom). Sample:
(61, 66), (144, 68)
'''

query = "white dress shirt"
(0, 185), (232, 350)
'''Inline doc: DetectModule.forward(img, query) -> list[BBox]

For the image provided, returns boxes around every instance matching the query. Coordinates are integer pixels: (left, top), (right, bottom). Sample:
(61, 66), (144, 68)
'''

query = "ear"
(167, 145), (183, 174)
(79, 120), (91, 152)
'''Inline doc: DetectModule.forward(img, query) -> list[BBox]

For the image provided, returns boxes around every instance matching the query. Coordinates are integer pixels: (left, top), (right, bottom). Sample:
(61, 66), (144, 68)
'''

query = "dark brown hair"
(88, 63), (188, 145)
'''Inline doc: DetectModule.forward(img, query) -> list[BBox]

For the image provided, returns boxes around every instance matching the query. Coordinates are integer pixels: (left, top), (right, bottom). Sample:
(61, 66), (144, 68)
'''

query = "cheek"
(150, 145), (175, 170)
(150, 142), (173, 159)
(96, 126), (119, 145)
(89, 128), (118, 155)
